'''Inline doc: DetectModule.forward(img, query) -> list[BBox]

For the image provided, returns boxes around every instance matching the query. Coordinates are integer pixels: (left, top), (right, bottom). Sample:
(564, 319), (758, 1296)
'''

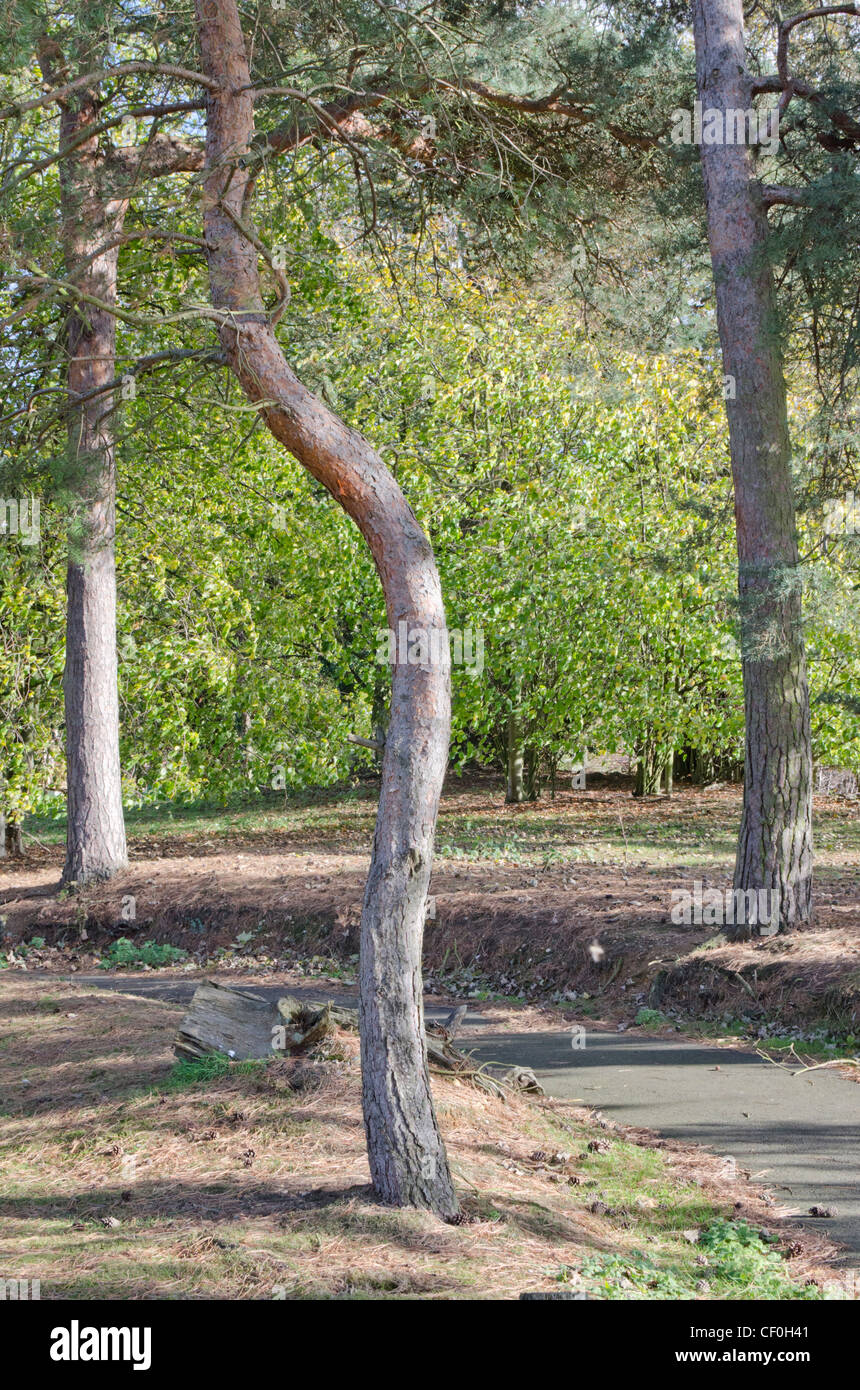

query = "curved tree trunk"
(194, 0), (459, 1218)
(692, 0), (813, 933)
(57, 79), (127, 886)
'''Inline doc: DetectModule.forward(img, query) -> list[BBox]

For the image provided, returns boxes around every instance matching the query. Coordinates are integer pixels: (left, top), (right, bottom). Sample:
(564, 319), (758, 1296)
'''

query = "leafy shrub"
(98, 937), (188, 970)
(697, 1218), (821, 1299)
(575, 1251), (689, 1299)
(564, 1220), (823, 1300)
(635, 1007), (670, 1028)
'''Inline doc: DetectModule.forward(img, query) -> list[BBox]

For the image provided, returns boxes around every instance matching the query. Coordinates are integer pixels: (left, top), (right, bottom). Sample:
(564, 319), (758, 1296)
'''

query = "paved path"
(81, 973), (860, 1266)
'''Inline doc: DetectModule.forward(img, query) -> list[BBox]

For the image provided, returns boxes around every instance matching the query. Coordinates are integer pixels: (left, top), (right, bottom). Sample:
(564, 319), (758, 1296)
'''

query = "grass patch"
(159, 1052), (272, 1093)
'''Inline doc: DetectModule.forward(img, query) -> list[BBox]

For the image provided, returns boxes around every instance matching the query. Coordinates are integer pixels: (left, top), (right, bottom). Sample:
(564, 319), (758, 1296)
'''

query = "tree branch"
(15, 265), (247, 331)
(768, 3), (860, 141)
(760, 183), (812, 206)
(250, 75), (663, 164)
(347, 733), (386, 751)
(105, 133), (205, 178)
(777, 5), (859, 84)
(1, 231), (208, 330)
(0, 62), (219, 121)
(0, 349), (225, 431)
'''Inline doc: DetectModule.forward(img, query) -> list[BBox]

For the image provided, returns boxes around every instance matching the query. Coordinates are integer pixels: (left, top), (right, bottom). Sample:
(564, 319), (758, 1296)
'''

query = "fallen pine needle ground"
(0, 974), (852, 1300)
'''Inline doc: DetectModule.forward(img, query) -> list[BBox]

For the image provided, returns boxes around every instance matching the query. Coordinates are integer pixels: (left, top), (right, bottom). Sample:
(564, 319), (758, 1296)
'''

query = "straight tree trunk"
(634, 735), (664, 796)
(4, 820), (23, 857)
(523, 745), (541, 801)
(506, 712), (525, 802)
(56, 75), (127, 885)
(692, 0), (813, 932)
(194, 0), (459, 1218)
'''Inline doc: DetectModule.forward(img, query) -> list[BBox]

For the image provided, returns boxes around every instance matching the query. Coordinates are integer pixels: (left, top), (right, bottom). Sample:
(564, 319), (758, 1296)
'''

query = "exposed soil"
(2, 777), (859, 1044)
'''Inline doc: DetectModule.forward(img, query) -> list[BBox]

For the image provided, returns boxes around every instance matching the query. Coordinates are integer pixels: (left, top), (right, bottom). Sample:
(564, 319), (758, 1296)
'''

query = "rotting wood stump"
(173, 981), (348, 1062)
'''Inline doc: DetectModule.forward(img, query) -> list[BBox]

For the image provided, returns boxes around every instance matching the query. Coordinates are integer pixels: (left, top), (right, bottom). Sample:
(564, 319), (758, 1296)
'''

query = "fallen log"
(173, 982), (544, 1099)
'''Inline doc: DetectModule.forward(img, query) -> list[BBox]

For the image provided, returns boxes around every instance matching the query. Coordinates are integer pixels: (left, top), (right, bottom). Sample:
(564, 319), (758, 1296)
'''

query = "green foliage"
(8, 234), (860, 815)
(306, 252), (745, 785)
(2, 0), (860, 816)
(574, 1250), (689, 1299)
(697, 1219), (820, 1301)
(0, 523), (66, 822)
(97, 938), (188, 970)
(634, 1007), (670, 1029)
(572, 1220), (823, 1300)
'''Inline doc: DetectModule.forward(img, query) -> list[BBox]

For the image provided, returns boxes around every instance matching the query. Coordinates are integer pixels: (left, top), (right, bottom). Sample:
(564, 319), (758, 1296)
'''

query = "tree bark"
(4, 820), (23, 857)
(193, 0), (458, 1218)
(634, 735), (665, 796)
(524, 744), (541, 801)
(692, 0), (813, 932)
(42, 33), (203, 885)
(57, 76), (128, 885)
(505, 711), (525, 802)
